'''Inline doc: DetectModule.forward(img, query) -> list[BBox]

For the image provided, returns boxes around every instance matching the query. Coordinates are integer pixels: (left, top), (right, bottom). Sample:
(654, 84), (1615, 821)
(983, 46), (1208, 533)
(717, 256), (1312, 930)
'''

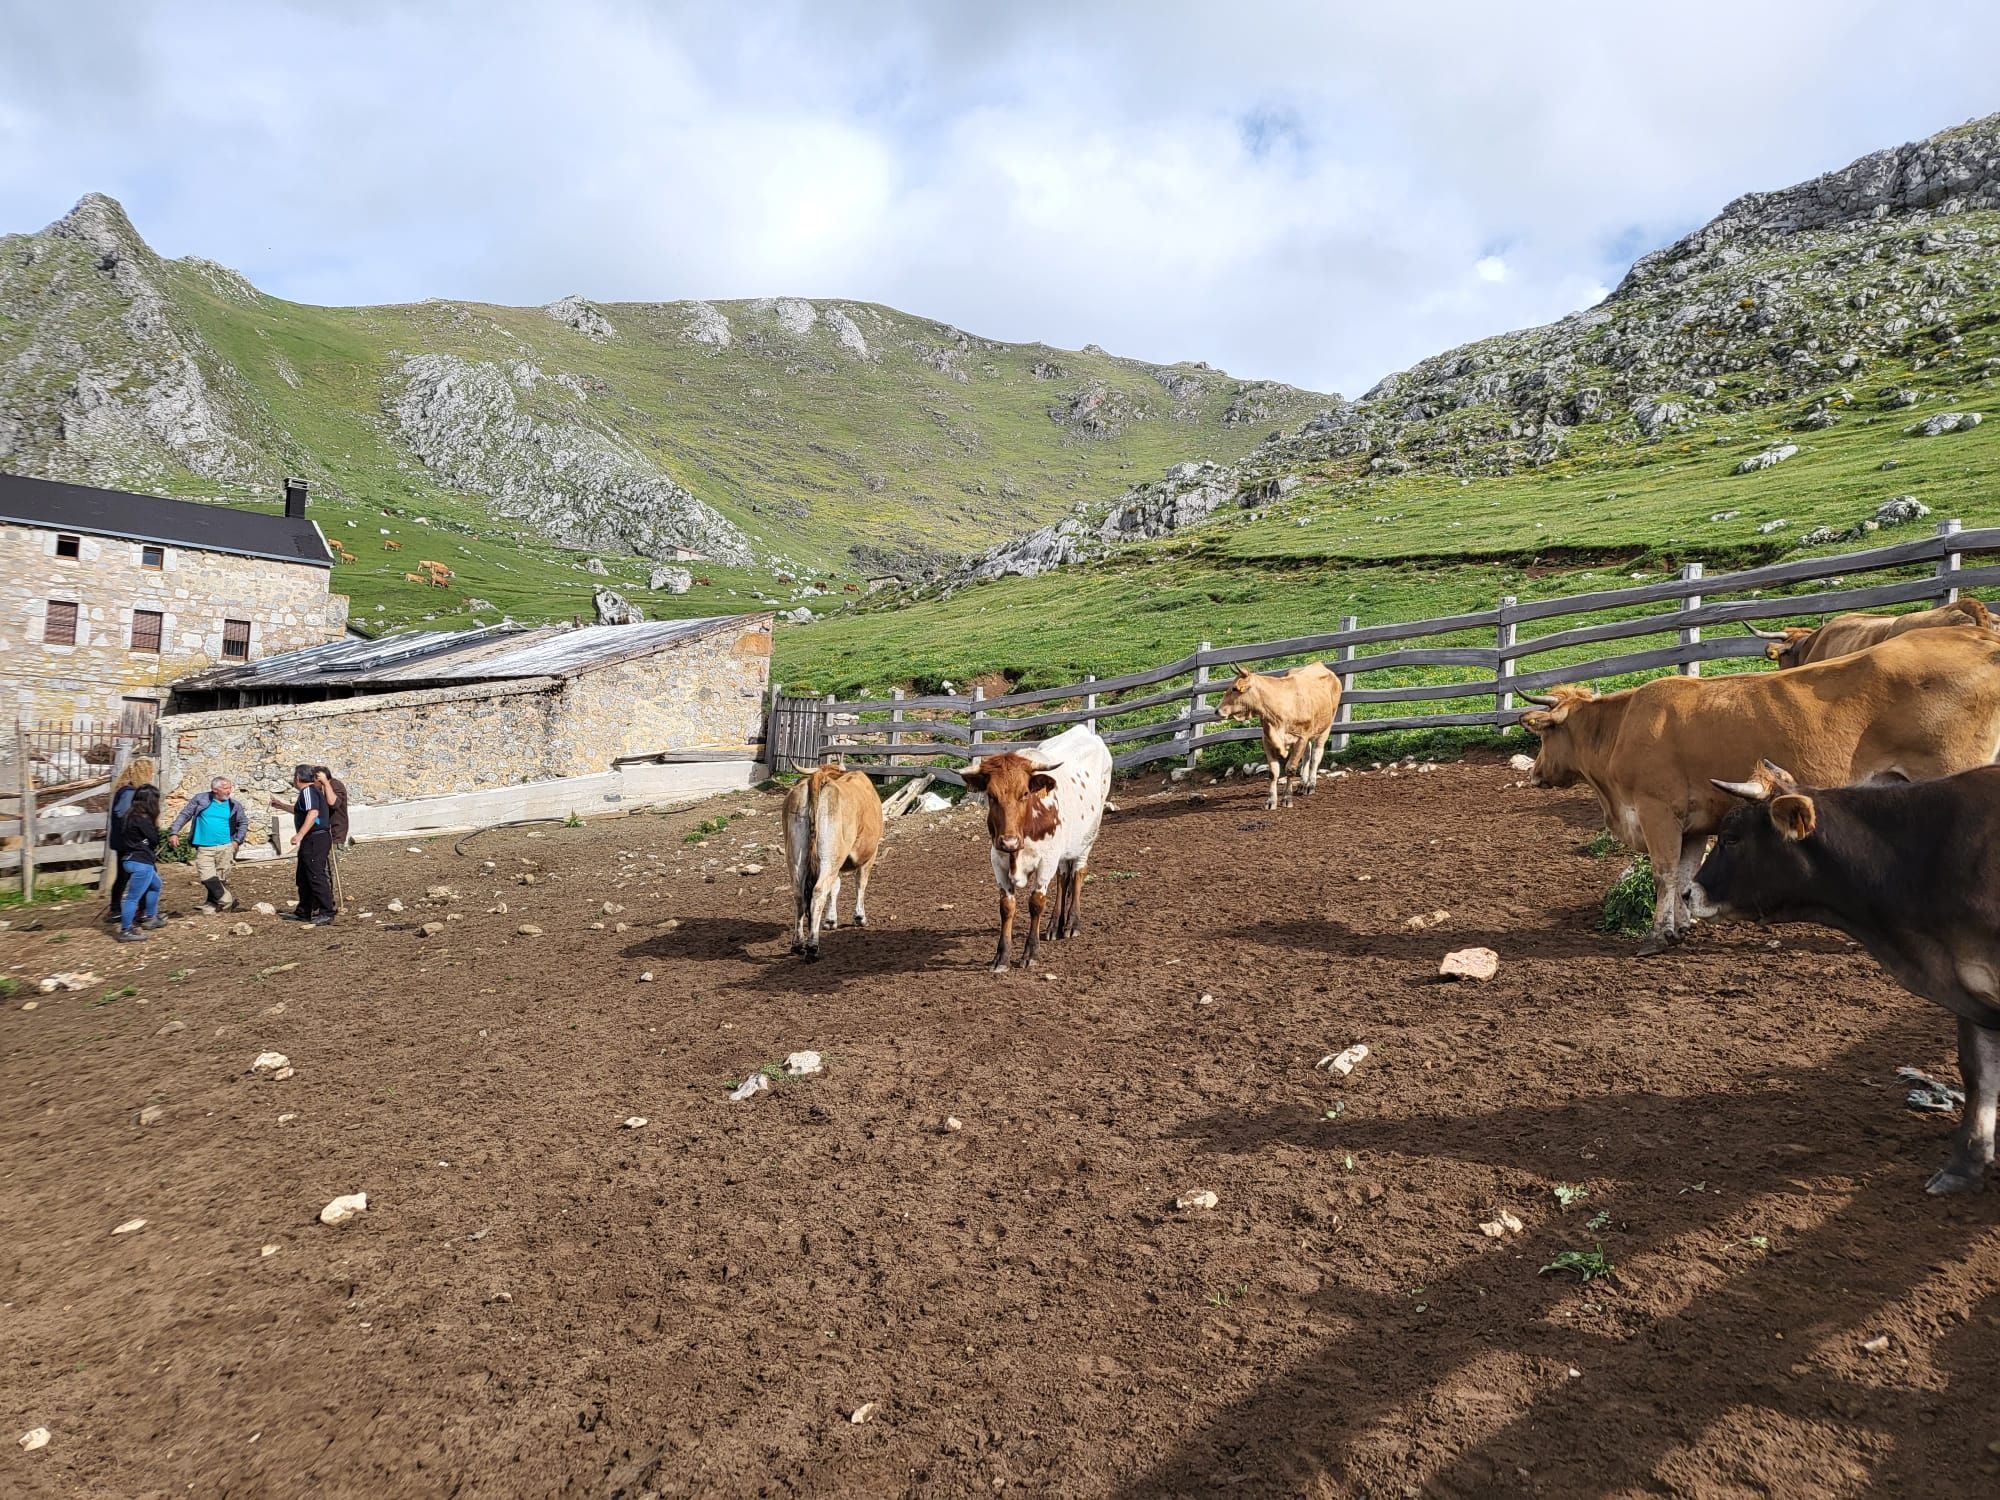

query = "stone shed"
(160, 614), (772, 840)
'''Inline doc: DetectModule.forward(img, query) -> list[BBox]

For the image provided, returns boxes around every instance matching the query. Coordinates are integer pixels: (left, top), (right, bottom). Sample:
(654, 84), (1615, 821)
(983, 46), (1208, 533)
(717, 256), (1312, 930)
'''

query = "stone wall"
(159, 615), (771, 841)
(0, 520), (349, 726)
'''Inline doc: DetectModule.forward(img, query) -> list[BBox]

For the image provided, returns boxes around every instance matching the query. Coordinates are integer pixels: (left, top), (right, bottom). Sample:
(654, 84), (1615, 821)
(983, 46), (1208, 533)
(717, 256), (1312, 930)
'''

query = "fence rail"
(767, 519), (1993, 785)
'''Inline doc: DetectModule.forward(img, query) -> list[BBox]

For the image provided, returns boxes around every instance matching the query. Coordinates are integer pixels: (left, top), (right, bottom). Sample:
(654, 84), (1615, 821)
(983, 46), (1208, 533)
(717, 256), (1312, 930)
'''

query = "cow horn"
(1742, 622), (1789, 641)
(1711, 776), (1769, 801)
(1517, 691), (1560, 707)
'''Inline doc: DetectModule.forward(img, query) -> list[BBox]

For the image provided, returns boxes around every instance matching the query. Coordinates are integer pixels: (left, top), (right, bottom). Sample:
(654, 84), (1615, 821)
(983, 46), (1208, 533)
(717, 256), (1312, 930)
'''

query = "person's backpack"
(326, 776), (351, 845)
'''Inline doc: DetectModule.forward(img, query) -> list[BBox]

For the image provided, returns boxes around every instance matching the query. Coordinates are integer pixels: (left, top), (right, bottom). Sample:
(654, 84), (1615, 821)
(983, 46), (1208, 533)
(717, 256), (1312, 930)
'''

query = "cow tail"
(802, 765), (844, 909)
(788, 777), (821, 918)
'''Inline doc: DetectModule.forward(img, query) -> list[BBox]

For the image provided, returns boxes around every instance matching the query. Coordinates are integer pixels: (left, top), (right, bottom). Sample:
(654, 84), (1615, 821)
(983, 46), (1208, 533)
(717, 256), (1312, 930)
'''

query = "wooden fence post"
(17, 734), (36, 903)
(1187, 643), (1210, 769)
(1331, 615), (1358, 752)
(970, 686), (985, 756)
(1496, 597), (1517, 717)
(824, 693), (837, 767)
(764, 680), (782, 772)
(1083, 675), (1098, 736)
(98, 745), (130, 894)
(889, 687), (904, 769)
(1678, 563), (1704, 677)
(1937, 518), (1963, 604)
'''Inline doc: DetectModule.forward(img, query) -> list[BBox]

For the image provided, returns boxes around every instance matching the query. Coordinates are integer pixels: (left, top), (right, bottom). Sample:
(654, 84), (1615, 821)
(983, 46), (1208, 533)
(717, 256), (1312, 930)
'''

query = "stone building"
(0, 472), (346, 730)
(160, 613), (772, 840)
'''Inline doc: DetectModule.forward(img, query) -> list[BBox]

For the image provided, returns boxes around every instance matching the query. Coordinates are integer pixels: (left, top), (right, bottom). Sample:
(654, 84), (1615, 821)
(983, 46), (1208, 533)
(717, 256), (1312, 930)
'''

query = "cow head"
(1516, 684), (1600, 787)
(1686, 759), (1819, 921)
(1216, 668), (1268, 723)
(962, 753), (1061, 854)
(1744, 622), (1816, 668)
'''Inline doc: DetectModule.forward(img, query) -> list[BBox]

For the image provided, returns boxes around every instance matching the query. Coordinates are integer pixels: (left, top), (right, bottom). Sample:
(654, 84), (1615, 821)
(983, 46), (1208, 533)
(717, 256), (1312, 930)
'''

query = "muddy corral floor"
(5, 759), (2000, 1498)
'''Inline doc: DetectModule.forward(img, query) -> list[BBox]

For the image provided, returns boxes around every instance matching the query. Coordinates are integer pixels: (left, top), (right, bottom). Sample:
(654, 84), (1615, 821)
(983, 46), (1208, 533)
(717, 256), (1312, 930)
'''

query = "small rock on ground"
(1175, 1189), (1220, 1211)
(622, 1116), (648, 1129)
(320, 1192), (369, 1226)
(250, 1051), (290, 1074)
(1440, 947), (1499, 982)
(137, 1105), (165, 1126)
(849, 1402), (880, 1424)
(784, 1050), (823, 1076)
(252, 902), (277, 915)
(1318, 1044), (1370, 1076)
(728, 1073), (771, 1102)
(419, 922), (445, 937)
(1508, 753), (1536, 773)
(112, 1217), (146, 1235)
(516, 924), (543, 937)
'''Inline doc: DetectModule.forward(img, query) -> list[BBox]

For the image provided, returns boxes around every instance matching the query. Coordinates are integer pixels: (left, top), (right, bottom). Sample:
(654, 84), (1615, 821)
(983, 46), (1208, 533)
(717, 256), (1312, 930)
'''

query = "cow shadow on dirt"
(1124, 1031), (2000, 1497)
(623, 917), (971, 994)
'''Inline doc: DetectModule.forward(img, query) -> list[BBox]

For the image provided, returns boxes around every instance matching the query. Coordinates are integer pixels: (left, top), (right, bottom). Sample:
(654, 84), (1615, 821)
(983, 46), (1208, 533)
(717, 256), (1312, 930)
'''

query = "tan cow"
(1745, 597), (1993, 669)
(1215, 662), (1343, 809)
(781, 765), (884, 960)
(1521, 626), (2000, 954)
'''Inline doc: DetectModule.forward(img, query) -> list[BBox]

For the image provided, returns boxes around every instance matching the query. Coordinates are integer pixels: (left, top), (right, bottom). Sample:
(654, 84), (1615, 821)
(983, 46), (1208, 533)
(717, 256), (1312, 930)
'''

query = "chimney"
(283, 477), (308, 520)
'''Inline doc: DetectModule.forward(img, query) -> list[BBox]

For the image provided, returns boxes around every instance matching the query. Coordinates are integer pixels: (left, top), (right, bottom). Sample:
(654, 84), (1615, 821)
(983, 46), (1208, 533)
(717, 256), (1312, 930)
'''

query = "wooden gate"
(766, 694), (828, 773)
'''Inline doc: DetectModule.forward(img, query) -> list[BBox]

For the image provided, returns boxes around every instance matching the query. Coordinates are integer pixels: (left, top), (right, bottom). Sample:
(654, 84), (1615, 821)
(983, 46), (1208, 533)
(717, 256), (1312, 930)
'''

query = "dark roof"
(171, 614), (768, 694)
(0, 470), (332, 568)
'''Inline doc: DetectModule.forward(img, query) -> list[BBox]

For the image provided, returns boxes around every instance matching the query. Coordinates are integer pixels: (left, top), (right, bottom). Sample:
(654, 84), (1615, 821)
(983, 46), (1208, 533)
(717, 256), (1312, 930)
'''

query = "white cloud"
(1, 0), (1996, 396)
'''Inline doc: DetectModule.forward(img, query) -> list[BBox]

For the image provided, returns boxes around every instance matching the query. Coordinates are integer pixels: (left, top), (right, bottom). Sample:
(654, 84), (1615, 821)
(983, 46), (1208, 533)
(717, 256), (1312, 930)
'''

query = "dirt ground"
(5, 757), (1999, 1498)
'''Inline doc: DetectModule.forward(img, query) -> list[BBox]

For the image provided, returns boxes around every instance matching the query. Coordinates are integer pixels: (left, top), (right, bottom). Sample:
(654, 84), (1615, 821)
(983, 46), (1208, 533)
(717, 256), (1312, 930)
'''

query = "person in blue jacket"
(115, 786), (166, 942)
(167, 775), (249, 911)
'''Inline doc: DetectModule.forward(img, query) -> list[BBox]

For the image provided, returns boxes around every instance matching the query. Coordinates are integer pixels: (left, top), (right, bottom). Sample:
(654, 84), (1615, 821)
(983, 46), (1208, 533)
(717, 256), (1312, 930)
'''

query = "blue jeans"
(120, 864), (161, 930)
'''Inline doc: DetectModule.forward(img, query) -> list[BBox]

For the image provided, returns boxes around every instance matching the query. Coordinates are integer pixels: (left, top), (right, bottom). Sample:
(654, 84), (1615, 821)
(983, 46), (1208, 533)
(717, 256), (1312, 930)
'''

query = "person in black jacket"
(269, 764), (336, 924)
(116, 786), (166, 942)
(102, 756), (158, 924)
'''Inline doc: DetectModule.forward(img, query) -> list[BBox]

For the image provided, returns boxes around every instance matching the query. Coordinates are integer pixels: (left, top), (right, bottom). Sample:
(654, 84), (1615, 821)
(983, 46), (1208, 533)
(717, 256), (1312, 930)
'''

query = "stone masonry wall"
(0, 520), (349, 726)
(159, 615), (772, 842)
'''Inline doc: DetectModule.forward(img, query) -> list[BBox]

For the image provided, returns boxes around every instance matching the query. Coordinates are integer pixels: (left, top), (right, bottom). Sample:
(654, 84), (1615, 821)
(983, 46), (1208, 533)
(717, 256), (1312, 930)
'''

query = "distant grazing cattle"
(1689, 761), (2000, 1194)
(1745, 597), (1994, 669)
(1215, 662), (1342, 809)
(962, 723), (1113, 972)
(383, 539), (403, 552)
(1521, 626), (2000, 954)
(782, 765), (883, 961)
(403, 572), (425, 584)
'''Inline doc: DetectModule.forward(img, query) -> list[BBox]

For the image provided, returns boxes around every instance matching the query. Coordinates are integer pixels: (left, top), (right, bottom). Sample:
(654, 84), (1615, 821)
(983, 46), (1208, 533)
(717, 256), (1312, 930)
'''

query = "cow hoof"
(1925, 1166), (1987, 1196)
(790, 942), (805, 955)
(1635, 933), (1674, 957)
(804, 948), (822, 963)
(853, 914), (867, 927)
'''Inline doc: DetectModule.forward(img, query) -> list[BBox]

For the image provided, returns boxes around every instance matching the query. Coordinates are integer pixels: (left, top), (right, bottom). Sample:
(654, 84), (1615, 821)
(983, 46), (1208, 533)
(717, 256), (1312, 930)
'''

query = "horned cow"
(1745, 597), (1993, 669)
(781, 765), (883, 960)
(1688, 761), (2000, 1195)
(1521, 626), (2000, 954)
(1215, 661), (1342, 809)
(962, 723), (1113, 972)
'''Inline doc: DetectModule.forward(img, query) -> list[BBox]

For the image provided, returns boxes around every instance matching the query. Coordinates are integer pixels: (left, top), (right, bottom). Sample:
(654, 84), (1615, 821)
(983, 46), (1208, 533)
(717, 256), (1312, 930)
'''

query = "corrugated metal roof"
(0, 470), (333, 567)
(172, 615), (758, 692)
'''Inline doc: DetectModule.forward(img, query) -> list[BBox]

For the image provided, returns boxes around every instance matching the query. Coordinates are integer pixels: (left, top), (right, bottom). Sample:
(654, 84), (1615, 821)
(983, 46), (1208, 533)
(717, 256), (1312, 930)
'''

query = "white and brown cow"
(962, 722), (1113, 972)
(1215, 662), (1342, 809)
(781, 764), (883, 960)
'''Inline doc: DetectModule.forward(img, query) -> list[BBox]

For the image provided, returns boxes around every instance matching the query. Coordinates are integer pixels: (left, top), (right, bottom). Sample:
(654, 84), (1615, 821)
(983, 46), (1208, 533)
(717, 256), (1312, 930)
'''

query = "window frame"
(220, 617), (252, 660)
(55, 533), (81, 559)
(130, 608), (164, 654)
(140, 544), (165, 570)
(43, 599), (79, 646)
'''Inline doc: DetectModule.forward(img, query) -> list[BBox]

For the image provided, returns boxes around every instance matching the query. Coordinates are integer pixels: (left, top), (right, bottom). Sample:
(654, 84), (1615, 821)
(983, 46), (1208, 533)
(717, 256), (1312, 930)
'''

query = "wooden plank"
(18, 738), (35, 902)
(1342, 644), (1497, 673)
(0, 841), (106, 873)
(1503, 636), (1766, 695)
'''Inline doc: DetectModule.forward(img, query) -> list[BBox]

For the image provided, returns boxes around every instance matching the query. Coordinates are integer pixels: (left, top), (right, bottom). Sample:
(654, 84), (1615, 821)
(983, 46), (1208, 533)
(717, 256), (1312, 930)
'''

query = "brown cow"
(1521, 626), (2000, 954)
(1745, 597), (1993, 669)
(383, 539), (403, 552)
(782, 765), (883, 960)
(1215, 662), (1342, 810)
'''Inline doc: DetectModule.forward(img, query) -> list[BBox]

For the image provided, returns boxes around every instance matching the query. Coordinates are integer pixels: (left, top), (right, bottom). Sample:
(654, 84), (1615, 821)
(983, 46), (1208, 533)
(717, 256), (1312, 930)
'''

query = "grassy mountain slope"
(0, 196), (1325, 633)
(782, 115), (2000, 699)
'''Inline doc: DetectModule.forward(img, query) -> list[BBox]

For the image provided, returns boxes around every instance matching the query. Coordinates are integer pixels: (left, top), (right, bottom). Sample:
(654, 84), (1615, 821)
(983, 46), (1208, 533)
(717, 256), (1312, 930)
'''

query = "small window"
(221, 618), (251, 660)
(43, 600), (79, 645)
(130, 609), (163, 653)
(140, 545), (165, 569)
(55, 534), (80, 559)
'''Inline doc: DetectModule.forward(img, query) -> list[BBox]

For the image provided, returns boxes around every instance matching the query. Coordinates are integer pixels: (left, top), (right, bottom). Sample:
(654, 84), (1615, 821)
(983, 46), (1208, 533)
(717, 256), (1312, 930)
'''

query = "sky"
(2, 0), (1997, 396)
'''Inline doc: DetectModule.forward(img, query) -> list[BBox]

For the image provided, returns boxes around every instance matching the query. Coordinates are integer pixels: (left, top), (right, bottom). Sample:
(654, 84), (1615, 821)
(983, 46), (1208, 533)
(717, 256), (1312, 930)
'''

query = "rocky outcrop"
(593, 586), (643, 624)
(387, 353), (752, 564)
(544, 294), (616, 342)
(826, 307), (870, 359)
(681, 301), (732, 347)
(649, 565), (693, 593)
(1048, 380), (1137, 436)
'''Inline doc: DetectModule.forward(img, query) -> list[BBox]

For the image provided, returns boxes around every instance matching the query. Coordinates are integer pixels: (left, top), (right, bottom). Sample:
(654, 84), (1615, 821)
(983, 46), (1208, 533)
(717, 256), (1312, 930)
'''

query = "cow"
(1687, 760), (2000, 1195)
(1215, 662), (1343, 810)
(1744, 597), (1993, 669)
(781, 765), (883, 961)
(962, 722), (1113, 972)
(403, 572), (426, 584)
(1520, 626), (2000, 955)
(383, 539), (403, 552)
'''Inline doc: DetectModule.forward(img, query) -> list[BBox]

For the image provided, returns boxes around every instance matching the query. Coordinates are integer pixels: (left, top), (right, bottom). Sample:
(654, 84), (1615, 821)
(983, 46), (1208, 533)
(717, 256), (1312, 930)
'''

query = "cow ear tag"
(1770, 793), (1817, 842)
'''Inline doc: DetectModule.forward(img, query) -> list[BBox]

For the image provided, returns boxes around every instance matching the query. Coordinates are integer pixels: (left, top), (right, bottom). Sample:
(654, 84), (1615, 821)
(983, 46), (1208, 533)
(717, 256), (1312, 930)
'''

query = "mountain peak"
(45, 191), (153, 265)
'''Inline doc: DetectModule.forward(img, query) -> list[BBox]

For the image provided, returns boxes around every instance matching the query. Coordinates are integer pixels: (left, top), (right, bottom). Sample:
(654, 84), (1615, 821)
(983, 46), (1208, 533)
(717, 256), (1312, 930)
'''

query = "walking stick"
(330, 843), (347, 912)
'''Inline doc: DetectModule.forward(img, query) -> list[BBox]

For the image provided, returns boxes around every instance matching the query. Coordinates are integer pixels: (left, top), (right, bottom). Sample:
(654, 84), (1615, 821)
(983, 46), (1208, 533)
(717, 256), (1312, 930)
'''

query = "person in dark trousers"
(115, 786), (166, 942)
(312, 766), (352, 909)
(270, 764), (336, 924)
(102, 756), (158, 924)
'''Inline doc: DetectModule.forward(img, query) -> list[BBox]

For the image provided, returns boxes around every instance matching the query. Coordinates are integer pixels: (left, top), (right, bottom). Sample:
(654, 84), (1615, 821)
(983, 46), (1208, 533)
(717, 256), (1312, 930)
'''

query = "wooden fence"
(767, 519), (1994, 786)
(1, 740), (139, 898)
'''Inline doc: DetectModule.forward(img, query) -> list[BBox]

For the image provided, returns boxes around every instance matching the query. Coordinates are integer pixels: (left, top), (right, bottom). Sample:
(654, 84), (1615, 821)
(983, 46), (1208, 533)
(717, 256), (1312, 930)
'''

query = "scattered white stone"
(39, 971), (100, 993)
(601, 901), (624, 915)
(112, 1217), (147, 1235)
(319, 1192), (369, 1226)
(19, 1427), (50, 1453)
(1910, 411), (1981, 437)
(917, 791), (952, 813)
(426, 886), (456, 901)
(516, 924), (543, 937)
(137, 1105), (165, 1126)
(1477, 1209), (1526, 1238)
(849, 1402), (880, 1425)
(252, 901), (277, 916)
(1509, 753), (1536, 773)
(639, 971), (655, 983)
(386, 899), (405, 913)
(1734, 443), (1799, 473)
(277, 1112), (298, 1124)
(261, 1243), (280, 1257)
(231, 922), (254, 937)
(784, 1050), (823, 1076)
(739, 864), (763, 876)
(155, 1020), (186, 1036)
(1318, 1044), (1370, 1076)
(1403, 910), (1450, 932)
(622, 1116), (648, 1129)
(250, 1052), (291, 1074)
(1440, 947), (1500, 982)
(273, 1066), (295, 1081)
(1198, 992), (1214, 1006)
(1176, 1189), (1220, 1211)
(405, 846), (424, 854)
(419, 921), (445, 937)
(728, 1073), (770, 1102)
(944, 1116), (964, 1133)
